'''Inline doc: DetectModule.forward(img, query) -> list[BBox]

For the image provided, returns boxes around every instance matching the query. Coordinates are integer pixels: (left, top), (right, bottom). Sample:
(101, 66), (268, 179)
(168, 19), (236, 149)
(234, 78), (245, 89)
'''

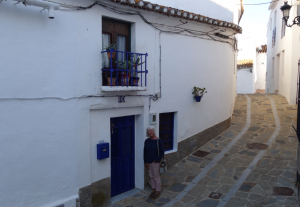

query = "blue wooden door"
(110, 116), (135, 197)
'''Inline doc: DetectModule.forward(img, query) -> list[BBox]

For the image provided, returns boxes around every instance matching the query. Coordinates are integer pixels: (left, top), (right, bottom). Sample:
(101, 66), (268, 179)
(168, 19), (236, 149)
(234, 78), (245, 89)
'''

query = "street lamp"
(280, 1), (300, 27)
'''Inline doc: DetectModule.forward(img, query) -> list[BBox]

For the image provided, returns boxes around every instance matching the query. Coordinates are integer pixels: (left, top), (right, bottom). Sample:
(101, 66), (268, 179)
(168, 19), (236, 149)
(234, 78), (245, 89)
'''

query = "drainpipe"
(12, 0), (59, 19)
(159, 31), (162, 98)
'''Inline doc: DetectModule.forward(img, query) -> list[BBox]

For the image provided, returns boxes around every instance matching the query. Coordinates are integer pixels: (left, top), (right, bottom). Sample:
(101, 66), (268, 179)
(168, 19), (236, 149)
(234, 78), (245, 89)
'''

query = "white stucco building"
(256, 45), (267, 93)
(0, 0), (243, 206)
(266, 0), (300, 104)
(236, 44), (267, 94)
(237, 59), (255, 93)
(236, 36), (256, 94)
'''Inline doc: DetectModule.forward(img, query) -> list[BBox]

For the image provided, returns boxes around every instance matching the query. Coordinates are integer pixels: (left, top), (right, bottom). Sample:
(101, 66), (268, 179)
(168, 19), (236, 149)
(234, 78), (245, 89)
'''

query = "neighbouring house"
(0, 0), (243, 206)
(236, 36), (257, 94)
(266, 0), (300, 104)
(237, 59), (255, 93)
(256, 44), (267, 93)
(236, 43), (267, 94)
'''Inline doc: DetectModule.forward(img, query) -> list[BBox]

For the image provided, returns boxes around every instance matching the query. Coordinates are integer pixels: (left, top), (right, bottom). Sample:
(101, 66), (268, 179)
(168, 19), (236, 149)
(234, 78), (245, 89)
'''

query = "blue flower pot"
(194, 96), (202, 102)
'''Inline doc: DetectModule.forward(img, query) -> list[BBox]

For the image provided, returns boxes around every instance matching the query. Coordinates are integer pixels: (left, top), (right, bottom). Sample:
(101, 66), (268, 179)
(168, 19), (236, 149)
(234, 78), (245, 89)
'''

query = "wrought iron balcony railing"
(272, 27), (276, 48)
(101, 49), (148, 88)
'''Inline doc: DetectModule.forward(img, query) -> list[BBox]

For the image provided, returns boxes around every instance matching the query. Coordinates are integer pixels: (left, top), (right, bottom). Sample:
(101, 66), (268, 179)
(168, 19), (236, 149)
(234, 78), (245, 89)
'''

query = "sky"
(238, 0), (271, 46)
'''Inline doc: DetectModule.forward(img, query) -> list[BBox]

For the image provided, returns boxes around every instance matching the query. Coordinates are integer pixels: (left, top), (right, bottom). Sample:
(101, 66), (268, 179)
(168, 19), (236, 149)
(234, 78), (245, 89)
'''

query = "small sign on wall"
(118, 96), (125, 103)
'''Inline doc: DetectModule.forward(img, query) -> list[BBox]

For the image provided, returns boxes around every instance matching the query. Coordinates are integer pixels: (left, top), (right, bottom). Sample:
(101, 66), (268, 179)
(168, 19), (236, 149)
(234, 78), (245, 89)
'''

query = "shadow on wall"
(148, 0), (234, 23)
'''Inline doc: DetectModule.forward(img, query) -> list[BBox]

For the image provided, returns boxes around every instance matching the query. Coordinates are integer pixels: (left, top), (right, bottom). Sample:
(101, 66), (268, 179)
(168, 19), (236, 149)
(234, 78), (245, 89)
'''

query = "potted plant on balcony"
(192, 87), (207, 102)
(105, 44), (117, 59)
(115, 57), (145, 86)
(116, 60), (132, 86)
(130, 57), (144, 86)
(107, 73), (116, 86)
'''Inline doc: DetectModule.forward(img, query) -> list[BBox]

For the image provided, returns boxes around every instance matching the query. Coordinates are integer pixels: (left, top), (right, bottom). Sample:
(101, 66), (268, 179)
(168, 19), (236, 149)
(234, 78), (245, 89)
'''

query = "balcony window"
(102, 18), (147, 91)
(102, 33), (111, 68)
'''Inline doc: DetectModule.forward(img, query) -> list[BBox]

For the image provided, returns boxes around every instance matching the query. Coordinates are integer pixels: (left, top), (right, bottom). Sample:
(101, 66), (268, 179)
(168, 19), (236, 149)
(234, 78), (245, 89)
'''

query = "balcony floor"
(101, 86), (147, 92)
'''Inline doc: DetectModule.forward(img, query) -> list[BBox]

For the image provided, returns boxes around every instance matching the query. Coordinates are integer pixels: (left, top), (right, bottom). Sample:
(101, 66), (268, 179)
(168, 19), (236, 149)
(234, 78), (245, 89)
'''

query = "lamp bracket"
(284, 16), (300, 27)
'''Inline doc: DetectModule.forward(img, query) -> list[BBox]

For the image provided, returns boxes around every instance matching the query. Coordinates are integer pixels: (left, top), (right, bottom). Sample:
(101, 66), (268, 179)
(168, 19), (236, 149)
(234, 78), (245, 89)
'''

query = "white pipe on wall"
(11, 0), (59, 19)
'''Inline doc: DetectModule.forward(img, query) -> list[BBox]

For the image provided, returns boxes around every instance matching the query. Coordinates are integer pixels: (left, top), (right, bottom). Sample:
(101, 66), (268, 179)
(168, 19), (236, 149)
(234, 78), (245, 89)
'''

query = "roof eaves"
(108, 0), (243, 34)
(237, 59), (254, 68)
(256, 44), (267, 53)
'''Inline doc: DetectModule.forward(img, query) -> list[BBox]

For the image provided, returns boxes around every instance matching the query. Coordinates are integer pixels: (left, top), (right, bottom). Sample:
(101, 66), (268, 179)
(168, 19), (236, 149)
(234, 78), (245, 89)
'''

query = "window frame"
(159, 112), (175, 152)
(102, 17), (131, 52)
(102, 32), (112, 45)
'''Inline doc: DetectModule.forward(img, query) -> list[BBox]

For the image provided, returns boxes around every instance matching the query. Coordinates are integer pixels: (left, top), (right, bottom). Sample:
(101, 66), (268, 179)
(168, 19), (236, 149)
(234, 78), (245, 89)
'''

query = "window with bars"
(272, 28), (276, 48)
(159, 112), (174, 151)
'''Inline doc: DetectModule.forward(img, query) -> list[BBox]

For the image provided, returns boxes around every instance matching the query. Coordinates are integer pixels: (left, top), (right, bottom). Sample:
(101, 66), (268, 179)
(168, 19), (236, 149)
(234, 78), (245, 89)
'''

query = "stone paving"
(109, 94), (298, 207)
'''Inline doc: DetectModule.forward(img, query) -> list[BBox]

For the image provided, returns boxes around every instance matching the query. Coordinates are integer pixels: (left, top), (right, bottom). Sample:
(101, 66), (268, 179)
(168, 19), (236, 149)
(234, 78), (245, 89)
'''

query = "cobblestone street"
(110, 94), (298, 207)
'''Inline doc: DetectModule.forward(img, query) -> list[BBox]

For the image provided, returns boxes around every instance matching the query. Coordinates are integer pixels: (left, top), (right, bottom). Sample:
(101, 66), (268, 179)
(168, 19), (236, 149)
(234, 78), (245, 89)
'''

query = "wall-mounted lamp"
(11, 0), (59, 19)
(280, 1), (300, 27)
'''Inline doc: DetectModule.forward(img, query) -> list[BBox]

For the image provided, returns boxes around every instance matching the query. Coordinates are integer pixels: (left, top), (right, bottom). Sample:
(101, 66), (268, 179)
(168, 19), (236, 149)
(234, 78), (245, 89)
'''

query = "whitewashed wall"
(256, 53), (267, 90)
(237, 68), (254, 93)
(0, 0), (238, 206)
(266, 0), (300, 104)
(237, 37), (257, 94)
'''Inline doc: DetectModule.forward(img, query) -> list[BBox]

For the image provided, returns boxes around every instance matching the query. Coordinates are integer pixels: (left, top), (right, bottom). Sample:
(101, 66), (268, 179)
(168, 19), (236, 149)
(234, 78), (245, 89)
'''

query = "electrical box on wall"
(97, 143), (109, 160)
(149, 113), (157, 125)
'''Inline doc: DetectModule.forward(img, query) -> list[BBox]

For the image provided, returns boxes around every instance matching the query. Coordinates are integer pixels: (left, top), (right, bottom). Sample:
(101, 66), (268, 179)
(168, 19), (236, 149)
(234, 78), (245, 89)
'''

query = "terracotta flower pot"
(107, 77), (116, 86)
(107, 51), (116, 59)
(118, 74), (131, 86)
(130, 77), (140, 86)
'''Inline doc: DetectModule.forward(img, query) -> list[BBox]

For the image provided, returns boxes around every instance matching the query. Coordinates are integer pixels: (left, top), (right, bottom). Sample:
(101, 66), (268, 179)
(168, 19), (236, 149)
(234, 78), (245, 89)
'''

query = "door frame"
(89, 106), (145, 194)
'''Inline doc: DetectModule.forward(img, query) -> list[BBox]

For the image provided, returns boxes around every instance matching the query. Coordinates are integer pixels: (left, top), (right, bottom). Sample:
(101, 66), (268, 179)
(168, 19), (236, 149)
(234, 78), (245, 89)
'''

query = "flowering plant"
(192, 87), (207, 96)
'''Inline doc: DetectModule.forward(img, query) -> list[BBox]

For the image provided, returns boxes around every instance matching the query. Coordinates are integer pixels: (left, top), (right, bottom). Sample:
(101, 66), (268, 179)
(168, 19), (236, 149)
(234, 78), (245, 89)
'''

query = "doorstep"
(110, 188), (141, 204)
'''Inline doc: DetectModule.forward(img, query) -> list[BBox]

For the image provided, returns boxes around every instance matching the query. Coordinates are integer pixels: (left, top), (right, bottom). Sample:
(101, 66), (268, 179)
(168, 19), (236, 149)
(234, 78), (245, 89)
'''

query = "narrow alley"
(110, 94), (298, 207)
(2, 0), (300, 206)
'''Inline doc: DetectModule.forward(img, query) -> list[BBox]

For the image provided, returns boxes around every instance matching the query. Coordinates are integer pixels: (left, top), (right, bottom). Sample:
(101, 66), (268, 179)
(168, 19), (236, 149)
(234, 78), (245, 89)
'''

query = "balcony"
(272, 27), (276, 48)
(101, 50), (148, 91)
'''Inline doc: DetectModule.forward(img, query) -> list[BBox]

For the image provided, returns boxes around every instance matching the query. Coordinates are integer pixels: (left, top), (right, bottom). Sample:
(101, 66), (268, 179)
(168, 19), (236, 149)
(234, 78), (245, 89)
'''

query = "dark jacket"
(144, 138), (164, 164)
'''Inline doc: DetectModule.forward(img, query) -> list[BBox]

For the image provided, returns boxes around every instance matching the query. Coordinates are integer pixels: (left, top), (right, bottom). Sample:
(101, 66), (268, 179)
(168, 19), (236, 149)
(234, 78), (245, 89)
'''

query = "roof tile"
(257, 44), (267, 53)
(237, 59), (253, 69)
(108, 0), (242, 34)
